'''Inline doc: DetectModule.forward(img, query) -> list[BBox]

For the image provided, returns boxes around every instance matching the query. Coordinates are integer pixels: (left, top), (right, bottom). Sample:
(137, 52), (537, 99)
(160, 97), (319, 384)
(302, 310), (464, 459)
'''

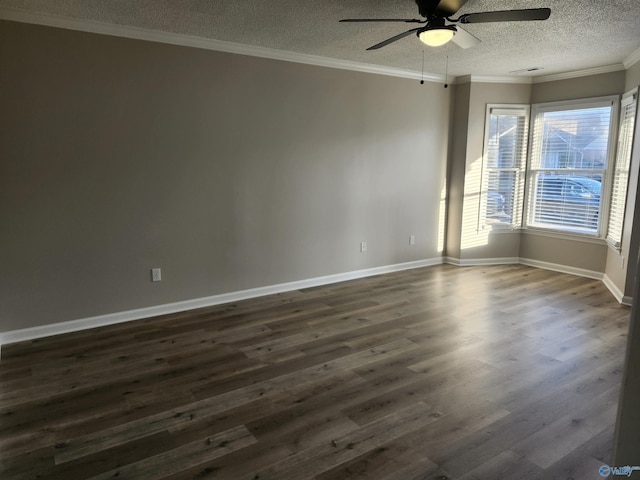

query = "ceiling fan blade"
(339, 18), (425, 23)
(366, 27), (423, 50)
(457, 8), (551, 24)
(451, 26), (481, 49)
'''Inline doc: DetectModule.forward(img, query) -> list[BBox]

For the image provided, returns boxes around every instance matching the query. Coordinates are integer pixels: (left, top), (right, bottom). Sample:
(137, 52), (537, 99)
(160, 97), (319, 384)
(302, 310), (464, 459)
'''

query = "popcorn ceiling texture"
(1, 0), (639, 77)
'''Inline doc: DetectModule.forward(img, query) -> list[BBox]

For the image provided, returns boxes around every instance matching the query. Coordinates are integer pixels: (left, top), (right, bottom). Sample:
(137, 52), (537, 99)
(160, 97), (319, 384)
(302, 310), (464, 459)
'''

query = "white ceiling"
(1, 0), (640, 80)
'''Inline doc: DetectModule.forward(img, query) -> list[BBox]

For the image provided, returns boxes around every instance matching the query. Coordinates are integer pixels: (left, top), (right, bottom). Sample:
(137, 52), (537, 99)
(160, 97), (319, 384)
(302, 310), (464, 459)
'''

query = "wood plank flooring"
(0, 264), (631, 479)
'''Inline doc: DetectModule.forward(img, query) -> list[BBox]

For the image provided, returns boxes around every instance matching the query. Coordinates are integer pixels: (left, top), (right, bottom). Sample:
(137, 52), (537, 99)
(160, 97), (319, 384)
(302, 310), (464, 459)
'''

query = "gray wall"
(457, 81), (530, 262)
(444, 82), (471, 260)
(530, 71), (627, 104)
(0, 20), (450, 331)
(627, 62), (640, 90)
(1, 18), (637, 337)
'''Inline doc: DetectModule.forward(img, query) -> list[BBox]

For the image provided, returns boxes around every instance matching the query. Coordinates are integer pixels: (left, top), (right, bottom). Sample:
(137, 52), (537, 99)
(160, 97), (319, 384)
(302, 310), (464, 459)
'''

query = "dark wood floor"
(0, 264), (631, 479)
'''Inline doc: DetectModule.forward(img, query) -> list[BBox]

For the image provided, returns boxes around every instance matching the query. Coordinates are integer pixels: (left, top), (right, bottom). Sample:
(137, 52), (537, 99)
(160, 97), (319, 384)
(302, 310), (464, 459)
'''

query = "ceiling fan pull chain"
(420, 49), (425, 85)
(444, 49), (449, 88)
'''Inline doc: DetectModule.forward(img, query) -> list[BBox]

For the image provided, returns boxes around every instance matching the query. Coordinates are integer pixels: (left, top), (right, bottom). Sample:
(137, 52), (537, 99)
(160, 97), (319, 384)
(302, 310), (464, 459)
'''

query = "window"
(606, 89), (638, 248)
(526, 97), (618, 236)
(479, 105), (529, 229)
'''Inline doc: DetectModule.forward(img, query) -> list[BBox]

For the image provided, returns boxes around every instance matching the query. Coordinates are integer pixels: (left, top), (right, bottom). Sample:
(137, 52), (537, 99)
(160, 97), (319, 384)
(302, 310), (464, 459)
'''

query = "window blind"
(606, 90), (638, 248)
(526, 101), (614, 235)
(480, 106), (529, 228)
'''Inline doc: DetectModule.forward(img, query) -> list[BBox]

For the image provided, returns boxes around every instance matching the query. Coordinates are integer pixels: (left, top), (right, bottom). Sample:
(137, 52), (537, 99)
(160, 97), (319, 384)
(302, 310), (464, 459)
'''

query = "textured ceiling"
(1, 0), (640, 79)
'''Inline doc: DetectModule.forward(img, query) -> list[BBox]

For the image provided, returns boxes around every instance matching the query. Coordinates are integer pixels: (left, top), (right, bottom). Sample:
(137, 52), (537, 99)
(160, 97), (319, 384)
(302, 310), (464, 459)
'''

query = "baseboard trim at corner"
(0, 257), (444, 346)
(602, 274), (633, 306)
(443, 256), (461, 266)
(602, 274), (624, 303)
(519, 257), (603, 281)
(447, 256), (622, 300)
(445, 257), (520, 267)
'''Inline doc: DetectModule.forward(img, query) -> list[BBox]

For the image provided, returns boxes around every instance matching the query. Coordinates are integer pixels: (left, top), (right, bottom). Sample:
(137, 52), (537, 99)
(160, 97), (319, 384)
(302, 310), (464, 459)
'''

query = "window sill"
(481, 226), (521, 234)
(606, 240), (622, 253)
(522, 227), (607, 245)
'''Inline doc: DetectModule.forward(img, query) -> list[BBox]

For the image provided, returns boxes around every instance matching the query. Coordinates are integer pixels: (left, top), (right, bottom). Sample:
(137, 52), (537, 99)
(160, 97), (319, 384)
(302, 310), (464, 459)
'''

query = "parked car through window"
(530, 175), (602, 231)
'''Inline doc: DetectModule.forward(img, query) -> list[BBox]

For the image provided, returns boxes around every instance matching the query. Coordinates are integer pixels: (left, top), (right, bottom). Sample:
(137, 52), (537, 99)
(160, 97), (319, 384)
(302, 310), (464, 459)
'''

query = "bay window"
(479, 96), (631, 241)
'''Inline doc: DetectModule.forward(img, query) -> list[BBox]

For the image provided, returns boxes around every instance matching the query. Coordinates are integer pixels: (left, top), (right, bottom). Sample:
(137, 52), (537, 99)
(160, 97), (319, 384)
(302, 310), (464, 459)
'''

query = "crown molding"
(454, 75), (532, 85)
(2, 7), (636, 87)
(0, 7), (445, 84)
(624, 46), (640, 69)
(454, 63), (628, 86)
(531, 64), (626, 83)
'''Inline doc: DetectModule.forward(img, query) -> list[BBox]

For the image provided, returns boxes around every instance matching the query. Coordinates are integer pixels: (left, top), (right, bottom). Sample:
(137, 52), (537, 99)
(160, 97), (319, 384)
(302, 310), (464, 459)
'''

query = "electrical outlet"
(410, 235), (416, 245)
(151, 268), (162, 282)
(360, 241), (367, 253)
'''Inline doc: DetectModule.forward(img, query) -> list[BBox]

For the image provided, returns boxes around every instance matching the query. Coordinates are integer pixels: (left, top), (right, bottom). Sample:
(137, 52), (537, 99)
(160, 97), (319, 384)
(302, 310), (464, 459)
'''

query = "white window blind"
(480, 106), (529, 228)
(606, 90), (638, 248)
(526, 99), (615, 236)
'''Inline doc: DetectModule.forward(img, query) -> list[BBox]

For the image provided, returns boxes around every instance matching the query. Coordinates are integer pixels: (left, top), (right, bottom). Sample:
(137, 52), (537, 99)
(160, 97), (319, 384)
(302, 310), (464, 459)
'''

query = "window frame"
(606, 88), (638, 250)
(523, 95), (620, 239)
(478, 104), (530, 231)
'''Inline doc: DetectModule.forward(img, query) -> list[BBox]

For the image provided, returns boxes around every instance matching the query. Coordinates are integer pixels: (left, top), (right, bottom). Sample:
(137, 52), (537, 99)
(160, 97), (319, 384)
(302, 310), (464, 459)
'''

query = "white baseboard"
(443, 256), (460, 266)
(602, 274), (633, 306)
(446, 256), (629, 305)
(444, 256), (520, 266)
(446, 255), (604, 279)
(0, 258), (444, 346)
(603, 274), (624, 303)
(1, 254), (630, 352)
(519, 257), (604, 281)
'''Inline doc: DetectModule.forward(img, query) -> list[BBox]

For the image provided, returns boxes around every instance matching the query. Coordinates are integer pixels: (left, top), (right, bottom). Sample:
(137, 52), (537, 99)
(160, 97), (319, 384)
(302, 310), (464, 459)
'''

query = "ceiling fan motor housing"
(416, 0), (468, 18)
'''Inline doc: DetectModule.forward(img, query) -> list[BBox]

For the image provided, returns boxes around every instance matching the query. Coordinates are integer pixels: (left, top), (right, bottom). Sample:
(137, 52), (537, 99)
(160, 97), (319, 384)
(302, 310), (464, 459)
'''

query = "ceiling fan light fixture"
(418, 26), (457, 47)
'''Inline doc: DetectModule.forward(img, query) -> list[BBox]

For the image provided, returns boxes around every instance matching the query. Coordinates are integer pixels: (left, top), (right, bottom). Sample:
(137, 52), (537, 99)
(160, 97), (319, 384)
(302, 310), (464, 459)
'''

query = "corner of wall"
(603, 273), (626, 304)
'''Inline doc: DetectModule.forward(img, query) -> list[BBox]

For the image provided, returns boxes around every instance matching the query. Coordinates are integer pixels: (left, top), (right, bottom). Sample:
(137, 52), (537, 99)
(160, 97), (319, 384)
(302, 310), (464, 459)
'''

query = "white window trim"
(606, 88), (638, 250)
(523, 95), (620, 240)
(522, 225), (609, 245)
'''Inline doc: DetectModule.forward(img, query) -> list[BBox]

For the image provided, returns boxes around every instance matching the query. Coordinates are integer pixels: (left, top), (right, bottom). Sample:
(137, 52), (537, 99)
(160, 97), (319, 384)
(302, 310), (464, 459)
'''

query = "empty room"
(1, 1), (640, 479)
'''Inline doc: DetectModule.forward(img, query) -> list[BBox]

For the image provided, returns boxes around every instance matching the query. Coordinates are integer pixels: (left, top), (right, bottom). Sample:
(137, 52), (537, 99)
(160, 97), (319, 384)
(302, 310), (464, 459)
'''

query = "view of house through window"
(481, 97), (622, 238)
(526, 100), (615, 235)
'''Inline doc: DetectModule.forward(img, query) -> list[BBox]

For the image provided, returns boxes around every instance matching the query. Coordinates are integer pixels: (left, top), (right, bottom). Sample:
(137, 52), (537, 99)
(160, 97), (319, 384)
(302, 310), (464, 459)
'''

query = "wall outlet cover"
(151, 268), (162, 282)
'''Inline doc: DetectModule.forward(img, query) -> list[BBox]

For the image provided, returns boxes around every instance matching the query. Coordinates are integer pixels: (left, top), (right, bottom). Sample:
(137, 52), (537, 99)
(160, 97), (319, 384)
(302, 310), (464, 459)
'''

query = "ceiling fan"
(340, 0), (551, 50)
